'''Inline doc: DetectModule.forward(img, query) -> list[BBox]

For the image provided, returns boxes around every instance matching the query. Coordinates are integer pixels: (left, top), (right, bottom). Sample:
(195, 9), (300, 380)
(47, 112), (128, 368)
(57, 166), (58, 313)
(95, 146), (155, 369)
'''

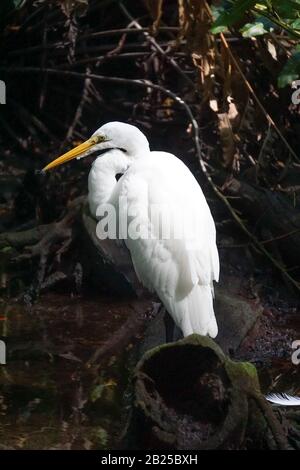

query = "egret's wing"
(115, 153), (219, 337)
(117, 171), (179, 295)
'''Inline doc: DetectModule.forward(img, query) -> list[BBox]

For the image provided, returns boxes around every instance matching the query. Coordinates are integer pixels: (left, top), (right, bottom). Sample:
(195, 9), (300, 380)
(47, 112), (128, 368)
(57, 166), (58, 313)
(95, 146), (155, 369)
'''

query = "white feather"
(265, 393), (300, 406)
(118, 152), (219, 337)
(87, 122), (219, 338)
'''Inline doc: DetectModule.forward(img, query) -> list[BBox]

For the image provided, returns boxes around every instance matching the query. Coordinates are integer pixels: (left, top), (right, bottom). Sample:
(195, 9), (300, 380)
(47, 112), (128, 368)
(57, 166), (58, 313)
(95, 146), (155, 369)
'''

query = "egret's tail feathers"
(169, 284), (218, 338)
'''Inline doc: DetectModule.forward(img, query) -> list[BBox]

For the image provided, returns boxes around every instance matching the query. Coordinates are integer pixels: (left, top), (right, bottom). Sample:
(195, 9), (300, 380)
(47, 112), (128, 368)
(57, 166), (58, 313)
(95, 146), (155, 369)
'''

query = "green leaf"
(0, 0), (26, 25)
(291, 18), (300, 30)
(240, 15), (275, 37)
(92, 427), (108, 447)
(241, 21), (268, 37)
(254, 3), (269, 11)
(211, 0), (259, 34)
(272, 0), (300, 19)
(211, 23), (229, 34)
(13, 0), (26, 7)
(90, 384), (106, 402)
(278, 47), (300, 87)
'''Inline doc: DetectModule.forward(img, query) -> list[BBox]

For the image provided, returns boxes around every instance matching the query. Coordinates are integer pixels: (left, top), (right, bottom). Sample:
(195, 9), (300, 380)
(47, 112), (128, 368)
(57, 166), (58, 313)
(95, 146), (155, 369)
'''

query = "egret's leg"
(164, 310), (182, 343)
(164, 311), (175, 343)
(164, 311), (183, 342)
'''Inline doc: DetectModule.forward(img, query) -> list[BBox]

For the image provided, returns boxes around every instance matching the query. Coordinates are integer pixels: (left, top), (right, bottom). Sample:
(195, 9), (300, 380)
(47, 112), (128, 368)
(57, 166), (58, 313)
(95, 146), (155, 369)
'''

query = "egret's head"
(42, 121), (150, 172)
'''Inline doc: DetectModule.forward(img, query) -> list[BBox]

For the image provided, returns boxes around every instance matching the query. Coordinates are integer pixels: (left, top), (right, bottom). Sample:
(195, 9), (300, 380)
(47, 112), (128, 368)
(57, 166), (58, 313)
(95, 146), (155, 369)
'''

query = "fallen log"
(132, 335), (289, 450)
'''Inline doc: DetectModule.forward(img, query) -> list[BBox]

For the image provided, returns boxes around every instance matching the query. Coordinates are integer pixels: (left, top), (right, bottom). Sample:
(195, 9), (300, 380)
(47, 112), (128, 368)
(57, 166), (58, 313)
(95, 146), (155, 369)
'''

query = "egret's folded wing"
(117, 167), (219, 298)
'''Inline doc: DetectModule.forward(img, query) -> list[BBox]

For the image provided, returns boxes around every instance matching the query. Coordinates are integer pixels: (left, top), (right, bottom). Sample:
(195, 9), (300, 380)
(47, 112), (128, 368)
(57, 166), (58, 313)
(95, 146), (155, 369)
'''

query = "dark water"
(0, 289), (299, 449)
(0, 293), (137, 449)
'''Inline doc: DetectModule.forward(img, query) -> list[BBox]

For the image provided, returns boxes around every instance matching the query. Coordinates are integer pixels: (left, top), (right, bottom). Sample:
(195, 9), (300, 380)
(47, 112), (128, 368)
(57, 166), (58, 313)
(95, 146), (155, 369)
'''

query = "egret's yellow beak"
(42, 135), (105, 172)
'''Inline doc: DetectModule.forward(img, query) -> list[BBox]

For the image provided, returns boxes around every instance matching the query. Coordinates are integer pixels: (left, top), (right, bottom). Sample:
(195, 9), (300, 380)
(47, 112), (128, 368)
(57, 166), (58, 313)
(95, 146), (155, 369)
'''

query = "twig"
(249, 392), (291, 450)
(80, 26), (179, 41)
(7, 28), (179, 58)
(257, 123), (272, 168)
(0, 115), (28, 151)
(0, 67), (194, 113)
(0, 225), (50, 250)
(39, 11), (49, 109)
(119, 2), (195, 89)
(277, 185), (300, 194)
(86, 305), (143, 368)
(261, 228), (300, 244)
(62, 69), (92, 147)
(10, 98), (57, 142)
(58, 51), (161, 68)
(16, 196), (84, 261)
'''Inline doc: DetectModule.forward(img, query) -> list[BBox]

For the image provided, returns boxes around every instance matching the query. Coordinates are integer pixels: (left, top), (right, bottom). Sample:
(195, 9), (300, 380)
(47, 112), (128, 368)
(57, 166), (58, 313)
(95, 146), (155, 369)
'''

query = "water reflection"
(0, 293), (138, 449)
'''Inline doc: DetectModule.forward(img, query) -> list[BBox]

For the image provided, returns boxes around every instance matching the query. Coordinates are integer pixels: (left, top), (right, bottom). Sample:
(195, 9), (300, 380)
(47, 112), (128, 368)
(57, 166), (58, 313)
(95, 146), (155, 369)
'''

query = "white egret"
(42, 122), (219, 338)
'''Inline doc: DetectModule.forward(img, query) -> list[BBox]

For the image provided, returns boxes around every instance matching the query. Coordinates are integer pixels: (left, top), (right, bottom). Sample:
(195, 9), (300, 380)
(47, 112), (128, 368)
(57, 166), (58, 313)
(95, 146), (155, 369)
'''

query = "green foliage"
(278, 45), (300, 87)
(212, 0), (300, 37)
(211, 0), (300, 87)
(1, 0), (26, 14)
(211, 0), (258, 34)
(272, 0), (300, 19)
(9, 0), (25, 7)
(0, 0), (26, 28)
(240, 20), (269, 37)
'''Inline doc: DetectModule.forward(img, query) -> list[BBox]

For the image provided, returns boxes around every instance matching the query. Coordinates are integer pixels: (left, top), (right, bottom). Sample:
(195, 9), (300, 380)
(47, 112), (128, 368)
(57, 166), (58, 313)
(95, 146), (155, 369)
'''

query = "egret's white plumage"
(43, 121), (219, 338)
(87, 122), (219, 337)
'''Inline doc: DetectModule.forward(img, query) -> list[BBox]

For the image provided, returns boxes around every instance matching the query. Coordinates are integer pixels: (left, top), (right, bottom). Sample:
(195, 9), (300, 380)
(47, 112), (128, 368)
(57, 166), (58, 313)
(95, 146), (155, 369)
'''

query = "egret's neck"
(88, 150), (130, 217)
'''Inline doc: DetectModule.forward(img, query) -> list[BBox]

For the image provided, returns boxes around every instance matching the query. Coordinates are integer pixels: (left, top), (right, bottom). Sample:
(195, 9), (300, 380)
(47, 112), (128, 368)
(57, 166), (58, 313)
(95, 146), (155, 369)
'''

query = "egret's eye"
(91, 134), (108, 145)
(91, 135), (102, 144)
